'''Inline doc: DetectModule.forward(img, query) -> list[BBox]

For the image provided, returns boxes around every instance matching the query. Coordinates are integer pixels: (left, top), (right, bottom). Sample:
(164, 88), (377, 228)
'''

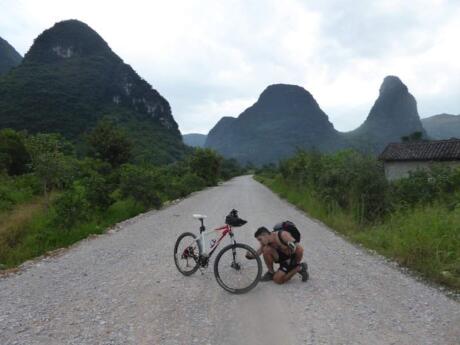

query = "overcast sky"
(1, 0), (459, 134)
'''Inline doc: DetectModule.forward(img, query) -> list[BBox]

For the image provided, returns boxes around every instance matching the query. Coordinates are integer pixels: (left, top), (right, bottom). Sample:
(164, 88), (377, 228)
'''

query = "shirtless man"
(246, 226), (309, 283)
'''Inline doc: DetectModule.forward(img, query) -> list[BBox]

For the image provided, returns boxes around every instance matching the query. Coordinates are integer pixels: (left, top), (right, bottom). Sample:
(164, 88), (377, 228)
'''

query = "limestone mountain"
(422, 114), (460, 139)
(346, 76), (426, 152)
(182, 133), (207, 147)
(0, 20), (185, 163)
(0, 37), (22, 76)
(205, 84), (346, 165)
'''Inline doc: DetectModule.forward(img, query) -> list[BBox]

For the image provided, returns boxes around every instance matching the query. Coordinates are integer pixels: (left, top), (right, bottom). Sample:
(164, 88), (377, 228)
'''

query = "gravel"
(0, 175), (459, 345)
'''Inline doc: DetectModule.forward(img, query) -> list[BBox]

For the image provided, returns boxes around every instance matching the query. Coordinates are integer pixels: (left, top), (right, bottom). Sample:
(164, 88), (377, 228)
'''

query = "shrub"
(0, 128), (30, 176)
(119, 164), (162, 208)
(188, 148), (222, 186)
(87, 119), (132, 167)
(80, 173), (114, 211)
(53, 184), (90, 229)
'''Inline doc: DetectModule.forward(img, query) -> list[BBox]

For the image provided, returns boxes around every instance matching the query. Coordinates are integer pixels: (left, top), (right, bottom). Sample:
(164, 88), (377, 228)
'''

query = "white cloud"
(0, 0), (459, 133)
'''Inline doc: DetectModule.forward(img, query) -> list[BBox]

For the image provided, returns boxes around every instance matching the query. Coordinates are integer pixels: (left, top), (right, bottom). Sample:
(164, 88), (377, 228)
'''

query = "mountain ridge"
(0, 19), (185, 164)
(0, 36), (22, 76)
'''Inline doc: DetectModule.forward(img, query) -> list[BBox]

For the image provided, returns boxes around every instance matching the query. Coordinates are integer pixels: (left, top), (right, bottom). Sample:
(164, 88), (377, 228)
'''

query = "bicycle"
(173, 209), (262, 294)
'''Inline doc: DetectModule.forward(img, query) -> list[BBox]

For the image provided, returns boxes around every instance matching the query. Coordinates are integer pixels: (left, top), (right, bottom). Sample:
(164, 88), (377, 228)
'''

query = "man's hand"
(245, 251), (255, 260)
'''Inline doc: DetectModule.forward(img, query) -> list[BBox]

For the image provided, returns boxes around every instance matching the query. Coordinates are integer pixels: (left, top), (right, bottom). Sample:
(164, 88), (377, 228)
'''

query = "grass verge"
(0, 198), (144, 269)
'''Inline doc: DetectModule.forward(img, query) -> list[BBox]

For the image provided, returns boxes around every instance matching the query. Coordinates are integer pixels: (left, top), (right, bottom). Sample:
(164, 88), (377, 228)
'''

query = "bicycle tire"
(174, 232), (200, 276)
(213, 243), (262, 294)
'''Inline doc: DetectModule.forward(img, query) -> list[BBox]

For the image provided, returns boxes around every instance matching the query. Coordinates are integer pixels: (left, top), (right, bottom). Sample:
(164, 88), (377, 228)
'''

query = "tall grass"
(0, 198), (144, 268)
(257, 175), (460, 291)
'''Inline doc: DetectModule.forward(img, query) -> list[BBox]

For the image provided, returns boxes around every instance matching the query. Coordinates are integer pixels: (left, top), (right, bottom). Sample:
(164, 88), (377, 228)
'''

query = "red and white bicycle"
(173, 209), (262, 294)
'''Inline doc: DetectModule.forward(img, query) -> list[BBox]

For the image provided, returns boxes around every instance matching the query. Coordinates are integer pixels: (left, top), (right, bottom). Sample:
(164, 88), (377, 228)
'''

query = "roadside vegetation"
(256, 150), (460, 291)
(0, 122), (243, 269)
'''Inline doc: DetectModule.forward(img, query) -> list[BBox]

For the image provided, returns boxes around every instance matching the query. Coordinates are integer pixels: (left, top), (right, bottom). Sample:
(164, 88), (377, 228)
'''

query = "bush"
(177, 172), (207, 196)
(119, 164), (162, 208)
(188, 148), (222, 186)
(80, 173), (114, 211)
(53, 184), (90, 229)
(0, 128), (30, 176)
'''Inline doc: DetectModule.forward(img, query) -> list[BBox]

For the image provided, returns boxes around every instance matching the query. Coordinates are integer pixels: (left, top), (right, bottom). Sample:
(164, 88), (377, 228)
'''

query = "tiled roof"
(378, 139), (460, 161)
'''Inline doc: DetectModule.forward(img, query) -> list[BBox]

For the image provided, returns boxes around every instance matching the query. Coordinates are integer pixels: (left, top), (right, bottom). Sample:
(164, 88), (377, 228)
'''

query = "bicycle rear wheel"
(174, 232), (200, 276)
(213, 243), (262, 294)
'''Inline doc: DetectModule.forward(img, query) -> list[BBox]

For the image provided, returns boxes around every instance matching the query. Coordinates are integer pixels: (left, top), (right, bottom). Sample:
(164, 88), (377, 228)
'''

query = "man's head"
(254, 226), (271, 246)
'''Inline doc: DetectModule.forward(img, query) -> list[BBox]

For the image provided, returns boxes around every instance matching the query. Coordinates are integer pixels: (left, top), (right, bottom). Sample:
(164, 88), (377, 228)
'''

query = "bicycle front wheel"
(213, 243), (262, 294)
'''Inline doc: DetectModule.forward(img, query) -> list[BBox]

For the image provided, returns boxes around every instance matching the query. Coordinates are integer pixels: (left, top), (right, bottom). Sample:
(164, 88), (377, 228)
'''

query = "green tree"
(87, 119), (132, 167)
(25, 133), (73, 204)
(189, 148), (222, 186)
(402, 131), (424, 142)
(119, 164), (162, 208)
(0, 129), (30, 175)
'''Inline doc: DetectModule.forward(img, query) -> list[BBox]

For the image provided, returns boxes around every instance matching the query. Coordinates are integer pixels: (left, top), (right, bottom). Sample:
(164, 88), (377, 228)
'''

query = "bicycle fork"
(229, 232), (241, 271)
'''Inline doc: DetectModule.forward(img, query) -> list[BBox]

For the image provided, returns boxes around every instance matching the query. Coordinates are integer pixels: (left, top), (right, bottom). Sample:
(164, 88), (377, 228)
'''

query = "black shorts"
(275, 251), (297, 273)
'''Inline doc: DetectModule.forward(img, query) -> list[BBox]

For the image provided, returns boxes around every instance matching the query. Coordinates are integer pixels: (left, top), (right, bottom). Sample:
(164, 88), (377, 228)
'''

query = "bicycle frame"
(198, 224), (236, 257)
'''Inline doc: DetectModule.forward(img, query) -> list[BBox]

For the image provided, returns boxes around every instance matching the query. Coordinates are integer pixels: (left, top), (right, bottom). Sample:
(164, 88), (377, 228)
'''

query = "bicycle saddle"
(193, 214), (207, 220)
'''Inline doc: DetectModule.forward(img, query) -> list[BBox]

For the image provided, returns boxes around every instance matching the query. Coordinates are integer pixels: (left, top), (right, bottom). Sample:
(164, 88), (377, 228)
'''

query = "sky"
(1, 0), (459, 134)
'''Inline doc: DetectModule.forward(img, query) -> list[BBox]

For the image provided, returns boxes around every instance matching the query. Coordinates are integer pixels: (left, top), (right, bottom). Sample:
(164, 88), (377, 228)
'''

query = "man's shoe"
(298, 262), (309, 282)
(260, 271), (274, 282)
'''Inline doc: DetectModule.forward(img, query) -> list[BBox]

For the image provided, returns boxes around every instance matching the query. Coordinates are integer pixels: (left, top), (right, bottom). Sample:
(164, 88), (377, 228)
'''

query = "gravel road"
(1, 175), (459, 345)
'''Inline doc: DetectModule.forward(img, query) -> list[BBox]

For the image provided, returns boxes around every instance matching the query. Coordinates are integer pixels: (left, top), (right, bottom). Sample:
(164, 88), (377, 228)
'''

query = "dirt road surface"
(1, 176), (459, 345)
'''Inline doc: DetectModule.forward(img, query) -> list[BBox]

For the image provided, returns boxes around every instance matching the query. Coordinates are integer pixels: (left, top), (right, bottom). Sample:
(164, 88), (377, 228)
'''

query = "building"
(378, 139), (460, 181)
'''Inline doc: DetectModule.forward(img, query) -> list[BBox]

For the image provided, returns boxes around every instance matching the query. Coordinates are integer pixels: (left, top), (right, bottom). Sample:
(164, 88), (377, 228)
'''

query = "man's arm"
(246, 246), (262, 259)
(280, 231), (303, 263)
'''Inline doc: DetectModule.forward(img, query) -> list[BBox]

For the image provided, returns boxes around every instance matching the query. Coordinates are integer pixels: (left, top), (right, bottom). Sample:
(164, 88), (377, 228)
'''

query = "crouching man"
(246, 226), (308, 283)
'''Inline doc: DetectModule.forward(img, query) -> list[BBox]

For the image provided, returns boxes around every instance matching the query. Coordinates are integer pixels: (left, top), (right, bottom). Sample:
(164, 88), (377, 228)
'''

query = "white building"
(379, 139), (460, 181)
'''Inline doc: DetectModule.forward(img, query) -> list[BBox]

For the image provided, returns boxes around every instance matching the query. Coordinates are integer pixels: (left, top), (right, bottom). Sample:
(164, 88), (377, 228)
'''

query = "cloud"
(0, 0), (459, 133)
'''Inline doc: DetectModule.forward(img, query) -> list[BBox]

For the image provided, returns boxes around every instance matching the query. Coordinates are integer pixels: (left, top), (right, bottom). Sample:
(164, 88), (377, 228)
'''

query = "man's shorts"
(278, 260), (298, 273)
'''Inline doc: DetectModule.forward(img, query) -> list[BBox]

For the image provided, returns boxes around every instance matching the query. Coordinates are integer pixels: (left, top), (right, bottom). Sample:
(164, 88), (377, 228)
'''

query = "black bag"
(273, 221), (301, 243)
(225, 209), (247, 227)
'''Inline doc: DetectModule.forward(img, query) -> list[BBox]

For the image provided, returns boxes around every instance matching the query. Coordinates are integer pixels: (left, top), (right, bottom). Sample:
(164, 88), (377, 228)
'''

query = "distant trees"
(0, 129), (30, 175)
(401, 131), (424, 142)
(87, 119), (132, 167)
(189, 148), (222, 186)
(25, 133), (73, 203)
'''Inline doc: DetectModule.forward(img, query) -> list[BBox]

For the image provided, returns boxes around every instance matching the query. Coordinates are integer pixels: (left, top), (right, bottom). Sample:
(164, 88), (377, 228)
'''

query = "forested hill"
(0, 19), (186, 164)
(0, 37), (22, 76)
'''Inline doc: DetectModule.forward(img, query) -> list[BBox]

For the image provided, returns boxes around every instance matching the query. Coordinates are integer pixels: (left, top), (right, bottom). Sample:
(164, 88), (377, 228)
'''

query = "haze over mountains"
(0, 37), (22, 76)
(205, 76), (436, 164)
(0, 20), (458, 166)
(205, 84), (346, 165)
(182, 133), (206, 147)
(0, 20), (185, 164)
(422, 114), (460, 140)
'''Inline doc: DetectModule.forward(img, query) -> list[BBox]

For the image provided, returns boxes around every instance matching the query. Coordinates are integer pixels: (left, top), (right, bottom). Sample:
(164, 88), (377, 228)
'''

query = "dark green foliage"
(119, 164), (162, 208)
(0, 36), (22, 76)
(189, 148), (222, 186)
(220, 158), (244, 180)
(390, 166), (460, 208)
(401, 131), (424, 142)
(87, 119), (132, 167)
(279, 150), (388, 222)
(25, 133), (76, 199)
(80, 173), (114, 211)
(176, 172), (207, 196)
(0, 129), (30, 175)
(53, 184), (90, 229)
